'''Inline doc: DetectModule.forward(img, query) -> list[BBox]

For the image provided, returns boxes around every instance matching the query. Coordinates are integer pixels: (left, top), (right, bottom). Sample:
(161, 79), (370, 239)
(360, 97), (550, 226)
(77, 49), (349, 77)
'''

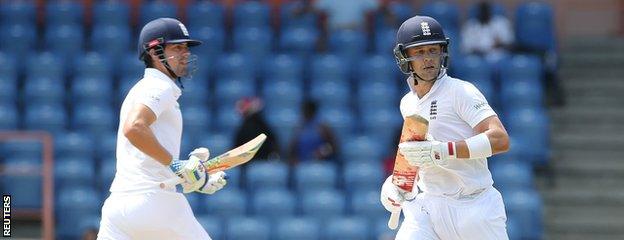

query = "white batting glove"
(399, 140), (456, 168)
(380, 176), (416, 213)
(189, 147), (210, 162)
(169, 157), (206, 193)
(196, 171), (227, 194)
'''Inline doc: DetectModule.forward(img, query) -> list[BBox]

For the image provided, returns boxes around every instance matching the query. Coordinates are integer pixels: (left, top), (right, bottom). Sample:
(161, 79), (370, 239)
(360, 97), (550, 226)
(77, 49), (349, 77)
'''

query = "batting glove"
(169, 157), (206, 193)
(380, 176), (416, 213)
(196, 171), (227, 194)
(398, 140), (456, 168)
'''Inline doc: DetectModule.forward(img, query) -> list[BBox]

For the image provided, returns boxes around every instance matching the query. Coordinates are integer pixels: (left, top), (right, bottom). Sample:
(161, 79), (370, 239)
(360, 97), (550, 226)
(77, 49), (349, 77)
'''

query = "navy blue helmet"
(393, 15), (449, 77)
(138, 18), (201, 60)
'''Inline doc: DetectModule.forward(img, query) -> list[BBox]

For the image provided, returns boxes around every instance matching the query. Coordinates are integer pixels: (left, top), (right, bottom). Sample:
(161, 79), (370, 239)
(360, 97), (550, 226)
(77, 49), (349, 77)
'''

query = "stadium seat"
(0, 104), (18, 130)
(187, 1), (224, 28)
(318, 107), (355, 141)
(251, 189), (296, 218)
(275, 217), (320, 240)
(263, 54), (304, 81)
(54, 131), (95, 159)
(216, 53), (255, 79)
(325, 216), (369, 240)
(91, 25), (131, 60)
(264, 107), (298, 149)
(500, 54), (543, 82)
(196, 215), (223, 240)
(341, 134), (385, 163)
(279, 27), (319, 57)
(329, 30), (367, 61)
(503, 188), (543, 240)
(295, 162), (338, 191)
(120, 54), (145, 79)
(311, 54), (349, 80)
(0, 24), (36, 56)
(344, 162), (384, 192)
(467, 2), (506, 19)
(55, 157), (96, 189)
(196, 132), (232, 162)
(71, 75), (114, 105)
(361, 108), (402, 146)
(178, 80), (210, 107)
(98, 157), (116, 196)
(56, 186), (101, 239)
(358, 81), (399, 109)
(203, 188), (247, 217)
(227, 217), (271, 240)
(301, 189), (345, 220)
(0, 52), (17, 80)
(280, 1), (318, 29)
(358, 54), (396, 83)
(1, 158), (42, 208)
(233, 1), (270, 28)
(515, 2), (555, 52)
(182, 106), (211, 136)
(24, 103), (67, 133)
(501, 80), (544, 110)
(490, 160), (534, 191)
(374, 27), (398, 54)
(506, 216), (522, 240)
(506, 108), (550, 165)
(374, 1), (414, 30)
(455, 55), (493, 86)
(74, 52), (112, 78)
(419, 1), (460, 33)
(224, 167), (242, 189)
(214, 78), (255, 107)
(72, 104), (116, 137)
(26, 52), (65, 80)
(23, 77), (65, 105)
(246, 161), (289, 191)
(374, 217), (399, 240)
(1, 139), (42, 159)
(0, 80), (16, 107)
(262, 80), (303, 111)
(93, 1), (130, 26)
(46, 1), (83, 25)
(310, 81), (350, 108)
(45, 24), (84, 59)
(350, 190), (387, 221)
(189, 26), (225, 60)
(139, 1), (177, 26)
(233, 27), (272, 65)
(0, 1), (36, 26)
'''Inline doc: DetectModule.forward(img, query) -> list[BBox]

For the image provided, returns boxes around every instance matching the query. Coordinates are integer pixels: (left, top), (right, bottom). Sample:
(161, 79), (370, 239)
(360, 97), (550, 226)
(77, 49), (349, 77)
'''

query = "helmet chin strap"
(411, 67), (447, 86)
(153, 45), (184, 89)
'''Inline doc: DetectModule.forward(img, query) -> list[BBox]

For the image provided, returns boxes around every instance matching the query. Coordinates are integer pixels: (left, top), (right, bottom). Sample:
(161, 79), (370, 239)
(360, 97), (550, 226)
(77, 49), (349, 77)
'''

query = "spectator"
(304, 0), (379, 32)
(233, 97), (281, 160)
(288, 100), (338, 165)
(461, 1), (514, 64)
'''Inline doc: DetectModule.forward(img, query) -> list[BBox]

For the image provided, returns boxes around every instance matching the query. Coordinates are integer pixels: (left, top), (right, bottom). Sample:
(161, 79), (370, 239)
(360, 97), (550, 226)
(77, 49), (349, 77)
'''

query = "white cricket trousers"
(396, 187), (509, 240)
(97, 189), (211, 240)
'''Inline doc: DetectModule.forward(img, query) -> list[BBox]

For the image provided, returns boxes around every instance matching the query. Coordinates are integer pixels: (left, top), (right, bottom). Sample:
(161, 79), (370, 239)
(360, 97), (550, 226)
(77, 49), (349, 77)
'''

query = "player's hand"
(380, 176), (416, 213)
(398, 140), (455, 168)
(189, 147), (210, 162)
(169, 156), (207, 193)
(196, 171), (227, 194)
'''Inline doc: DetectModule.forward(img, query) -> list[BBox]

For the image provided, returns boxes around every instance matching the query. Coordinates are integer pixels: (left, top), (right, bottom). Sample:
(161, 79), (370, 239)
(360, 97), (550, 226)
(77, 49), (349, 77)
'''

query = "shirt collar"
(144, 68), (182, 97)
(406, 74), (447, 101)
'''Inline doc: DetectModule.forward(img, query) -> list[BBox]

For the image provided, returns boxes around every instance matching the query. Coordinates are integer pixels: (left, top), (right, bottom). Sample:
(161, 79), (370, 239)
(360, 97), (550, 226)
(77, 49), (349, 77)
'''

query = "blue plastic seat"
(311, 54), (348, 80)
(216, 53), (254, 79)
(344, 162), (384, 192)
(224, 167), (241, 189)
(491, 161), (534, 191)
(301, 189), (345, 220)
(91, 25), (131, 60)
(374, 217), (399, 239)
(24, 103), (67, 133)
(361, 108), (402, 145)
(325, 216), (369, 240)
(56, 186), (100, 239)
(262, 80), (303, 111)
(0, 52), (17, 80)
(280, 1), (318, 29)
(1, 140), (42, 159)
(46, 1), (83, 25)
(0, 104), (18, 130)
(25, 52), (65, 79)
(45, 24), (84, 59)
(467, 2), (506, 19)
(233, 27), (272, 64)
(295, 162), (338, 191)
(233, 1), (270, 28)
(74, 52), (113, 78)
(310, 81), (350, 108)
(515, 2), (555, 52)
(98, 157), (116, 195)
(500, 54), (543, 82)
(264, 107), (298, 149)
(196, 132), (232, 162)
(1, 158), (41, 208)
(178, 80), (210, 107)
(0, 1), (36, 26)
(359, 54), (396, 83)
(251, 189), (296, 218)
(374, 27), (397, 54)
(0, 24), (36, 56)
(204, 188), (246, 217)
(140, 1), (177, 26)
(358, 82), (399, 109)
(318, 107), (355, 141)
(71, 75), (114, 105)
(505, 108), (549, 165)
(189, 26), (225, 60)
(351, 190), (387, 220)
(22, 77), (64, 105)
(214, 78), (255, 106)
(186, 1), (224, 28)
(501, 80), (544, 111)
(341, 134), (384, 162)
(0, 79), (17, 106)
(503, 189), (543, 240)
(120, 53), (145, 79)
(72, 104), (116, 137)
(329, 30), (366, 61)
(279, 27), (319, 57)
(455, 55), (493, 86)
(227, 217), (271, 240)
(182, 106), (211, 135)
(93, 1), (130, 26)
(195, 215), (223, 240)
(263, 54), (304, 80)
(55, 157), (96, 189)
(54, 131), (95, 159)
(419, 1), (460, 33)
(246, 161), (289, 191)
(275, 217), (320, 240)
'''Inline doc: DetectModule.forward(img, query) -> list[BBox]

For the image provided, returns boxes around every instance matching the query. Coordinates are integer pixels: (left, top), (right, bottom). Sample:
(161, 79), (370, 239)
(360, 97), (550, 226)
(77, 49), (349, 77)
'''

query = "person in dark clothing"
(288, 100), (338, 165)
(233, 97), (280, 160)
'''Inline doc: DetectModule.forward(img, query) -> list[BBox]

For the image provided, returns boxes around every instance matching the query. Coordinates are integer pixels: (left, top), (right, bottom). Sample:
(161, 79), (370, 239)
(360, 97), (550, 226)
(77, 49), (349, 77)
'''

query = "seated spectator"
(233, 97), (281, 160)
(288, 100), (338, 165)
(461, 1), (513, 64)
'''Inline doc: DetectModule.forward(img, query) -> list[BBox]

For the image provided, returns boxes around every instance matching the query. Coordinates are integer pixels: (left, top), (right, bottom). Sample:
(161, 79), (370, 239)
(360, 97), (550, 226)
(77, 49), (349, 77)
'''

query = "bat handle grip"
(159, 177), (185, 189)
(388, 210), (401, 230)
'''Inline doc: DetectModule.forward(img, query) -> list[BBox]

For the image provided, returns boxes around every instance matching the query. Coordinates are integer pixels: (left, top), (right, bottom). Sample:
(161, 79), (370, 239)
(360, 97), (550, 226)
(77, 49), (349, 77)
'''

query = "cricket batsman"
(380, 16), (512, 239)
(98, 18), (226, 239)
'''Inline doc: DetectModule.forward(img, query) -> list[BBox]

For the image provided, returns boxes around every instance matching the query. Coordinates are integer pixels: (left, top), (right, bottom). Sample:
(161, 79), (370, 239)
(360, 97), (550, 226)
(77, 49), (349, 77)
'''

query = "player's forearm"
(455, 129), (510, 159)
(123, 122), (173, 165)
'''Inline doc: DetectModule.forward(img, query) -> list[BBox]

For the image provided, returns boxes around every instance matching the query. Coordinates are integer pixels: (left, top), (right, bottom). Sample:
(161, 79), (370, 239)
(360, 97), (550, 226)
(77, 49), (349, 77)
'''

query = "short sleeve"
(135, 87), (176, 117)
(455, 82), (496, 128)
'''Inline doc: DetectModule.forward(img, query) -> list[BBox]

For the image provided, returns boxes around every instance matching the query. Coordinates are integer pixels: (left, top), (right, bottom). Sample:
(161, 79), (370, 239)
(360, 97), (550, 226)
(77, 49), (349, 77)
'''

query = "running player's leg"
(97, 195), (131, 240)
(395, 196), (440, 240)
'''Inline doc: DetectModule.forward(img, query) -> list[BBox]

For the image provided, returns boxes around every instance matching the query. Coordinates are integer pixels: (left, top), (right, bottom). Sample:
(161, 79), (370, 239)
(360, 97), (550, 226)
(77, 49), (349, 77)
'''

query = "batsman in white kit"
(98, 18), (226, 240)
(380, 16), (512, 239)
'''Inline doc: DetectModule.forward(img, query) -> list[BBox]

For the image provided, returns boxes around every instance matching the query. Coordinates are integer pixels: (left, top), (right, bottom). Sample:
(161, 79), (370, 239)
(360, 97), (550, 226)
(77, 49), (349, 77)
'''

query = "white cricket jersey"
(399, 75), (497, 198)
(110, 68), (182, 193)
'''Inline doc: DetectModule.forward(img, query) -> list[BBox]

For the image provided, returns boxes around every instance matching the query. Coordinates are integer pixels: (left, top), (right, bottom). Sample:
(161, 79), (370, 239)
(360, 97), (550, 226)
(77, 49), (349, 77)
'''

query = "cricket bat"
(388, 114), (429, 230)
(160, 133), (267, 189)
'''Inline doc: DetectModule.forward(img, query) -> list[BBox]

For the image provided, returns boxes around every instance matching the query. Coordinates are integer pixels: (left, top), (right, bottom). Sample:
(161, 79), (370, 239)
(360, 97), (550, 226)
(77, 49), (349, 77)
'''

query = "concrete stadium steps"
(541, 37), (624, 240)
